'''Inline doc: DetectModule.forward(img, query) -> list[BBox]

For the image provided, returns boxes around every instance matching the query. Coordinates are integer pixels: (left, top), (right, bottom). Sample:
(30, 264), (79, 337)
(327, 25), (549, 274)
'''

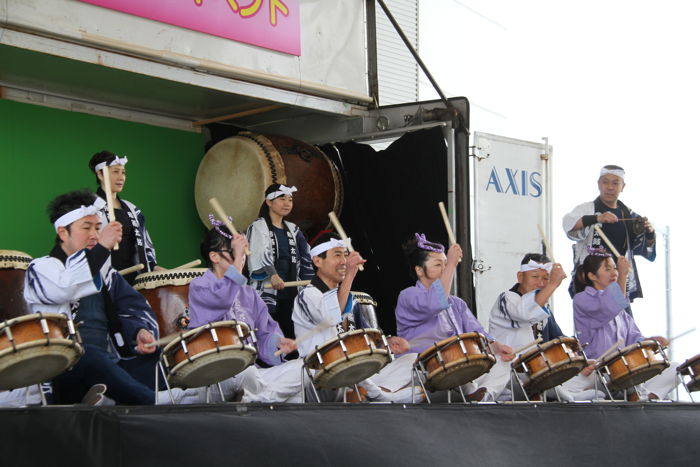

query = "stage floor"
(2, 401), (698, 466)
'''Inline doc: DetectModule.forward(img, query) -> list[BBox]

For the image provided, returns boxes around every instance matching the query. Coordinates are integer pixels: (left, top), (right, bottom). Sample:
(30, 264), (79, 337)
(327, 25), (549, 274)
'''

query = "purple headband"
(208, 213), (233, 239)
(587, 246), (612, 257)
(415, 233), (445, 253)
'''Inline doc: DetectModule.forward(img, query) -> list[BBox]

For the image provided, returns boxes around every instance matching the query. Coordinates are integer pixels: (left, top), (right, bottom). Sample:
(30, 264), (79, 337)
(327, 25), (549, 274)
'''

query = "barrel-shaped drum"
(677, 354), (700, 393)
(351, 291), (379, 330)
(0, 312), (83, 390)
(0, 250), (32, 321)
(161, 320), (256, 388)
(597, 340), (670, 391)
(132, 269), (207, 337)
(416, 332), (496, 391)
(194, 132), (343, 238)
(511, 337), (587, 394)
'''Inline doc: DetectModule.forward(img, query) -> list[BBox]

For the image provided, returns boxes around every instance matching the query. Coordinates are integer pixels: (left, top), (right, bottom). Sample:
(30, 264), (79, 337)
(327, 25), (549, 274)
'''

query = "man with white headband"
(292, 232), (419, 402)
(22, 189), (170, 405)
(488, 254), (599, 401)
(563, 164), (656, 307)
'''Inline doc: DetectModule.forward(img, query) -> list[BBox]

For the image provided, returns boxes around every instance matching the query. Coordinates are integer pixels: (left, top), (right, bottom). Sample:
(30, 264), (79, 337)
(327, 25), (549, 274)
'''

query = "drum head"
(167, 346), (256, 388)
(606, 364), (668, 391)
(195, 135), (283, 231)
(524, 359), (587, 394)
(0, 343), (82, 390)
(313, 353), (391, 389)
(425, 358), (495, 391)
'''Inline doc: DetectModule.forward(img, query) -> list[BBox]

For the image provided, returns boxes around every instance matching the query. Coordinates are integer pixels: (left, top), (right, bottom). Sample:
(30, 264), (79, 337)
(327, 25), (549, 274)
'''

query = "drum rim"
(417, 332), (485, 360)
(162, 320), (251, 353)
(677, 353), (700, 372)
(305, 327), (384, 358)
(351, 291), (377, 306)
(514, 337), (582, 365)
(0, 250), (33, 270)
(132, 268), (208, 289)
(1, 312), (69, 327)
(599, 339), (662, 365)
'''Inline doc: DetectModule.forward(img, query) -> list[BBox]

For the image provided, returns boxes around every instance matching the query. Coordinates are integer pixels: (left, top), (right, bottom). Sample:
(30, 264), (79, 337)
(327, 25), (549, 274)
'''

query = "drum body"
(0, 312), (83, 390)
(194, 132), (343, 238)
(0, 250), (32, 321)
(677, 354), (700, 392)
(161, 320), (256, 388)
(416, 332), (496, 391)
(351, 291), (379, 329)
(598, 340), (670, 391)
(133, 269), (207, 337)
(511, 337), (586, 394)
(304, 328), (392, 389)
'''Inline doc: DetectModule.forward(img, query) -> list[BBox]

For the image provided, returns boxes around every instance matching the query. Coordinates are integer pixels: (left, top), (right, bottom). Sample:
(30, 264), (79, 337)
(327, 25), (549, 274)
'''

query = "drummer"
(88, 150), (163, 284)
(395, 233), (514, 402)
(488, 253), (598, 401)
(292, 232), (419, 402)
(246, 184), (314, 338)
(573, 248), (678, 400)
(186, 220), (305, 403)
(22, 189), (183, 405)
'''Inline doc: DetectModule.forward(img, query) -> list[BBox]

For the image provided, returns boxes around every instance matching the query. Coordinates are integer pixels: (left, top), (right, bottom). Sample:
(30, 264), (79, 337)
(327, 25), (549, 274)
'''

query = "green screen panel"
(0, 99), (206, 267)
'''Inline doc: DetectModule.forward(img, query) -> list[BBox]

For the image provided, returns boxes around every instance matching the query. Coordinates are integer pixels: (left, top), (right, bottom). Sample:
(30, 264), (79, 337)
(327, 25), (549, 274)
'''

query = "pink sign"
(79, 0), (300, 55)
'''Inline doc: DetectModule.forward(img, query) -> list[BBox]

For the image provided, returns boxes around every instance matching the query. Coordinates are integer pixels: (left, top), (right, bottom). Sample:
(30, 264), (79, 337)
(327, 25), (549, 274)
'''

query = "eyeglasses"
(217, 248), (233, 256)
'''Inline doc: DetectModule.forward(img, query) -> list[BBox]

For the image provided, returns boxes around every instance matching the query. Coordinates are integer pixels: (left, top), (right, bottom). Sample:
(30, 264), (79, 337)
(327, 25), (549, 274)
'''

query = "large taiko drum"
(0, 250), (32, 321)
(415, 332), (496, 391)
(511, 337), (587, 394)
(0, 312), (83, 390)
(194, 132), (344, 238)
(597, 340), (670, 391)
(132, 269), (207, 337)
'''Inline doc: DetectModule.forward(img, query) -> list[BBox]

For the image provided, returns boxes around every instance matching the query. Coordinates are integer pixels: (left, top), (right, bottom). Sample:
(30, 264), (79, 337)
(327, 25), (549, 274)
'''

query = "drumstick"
(438, 202), (457, 246)
(595, 338), (624, 364)
(263, 280), (311, 288)
(273, 319), (334, 356)
(593, 225), (621, 258)
(118, 264), (144, 276)
(144, 333), (181, 348)
(512, 337), (543, 355)
(101, 166), (119, 251)
(209, 197), (251, 256)
(667, 328), (696, 344)
(537, 224), (554, 262)
(327, 211), (364, 271)
(171, 259), (202, 270)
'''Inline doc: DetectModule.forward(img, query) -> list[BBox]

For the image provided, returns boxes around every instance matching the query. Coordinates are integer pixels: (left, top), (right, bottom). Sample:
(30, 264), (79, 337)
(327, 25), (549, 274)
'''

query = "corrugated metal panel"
(376, 0), (419, 105)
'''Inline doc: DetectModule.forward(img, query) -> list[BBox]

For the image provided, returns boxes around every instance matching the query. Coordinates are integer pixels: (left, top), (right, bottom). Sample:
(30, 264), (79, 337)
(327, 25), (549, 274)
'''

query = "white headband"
(94, 156), (128, 173)
(519, 260), (553, 273)
(599, 167), (625, 180)
(266, 185), (297, 200)
(53, 197), (106, 232)
(310, 238), (351, 257)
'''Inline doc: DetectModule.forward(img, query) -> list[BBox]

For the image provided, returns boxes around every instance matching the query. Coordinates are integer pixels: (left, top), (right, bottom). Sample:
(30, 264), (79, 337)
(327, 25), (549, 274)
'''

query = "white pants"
(171, 359), (306, 404)
(463, 358), (512, 401)
(0, 385), (41, 407)
(560, 364), (680, 400)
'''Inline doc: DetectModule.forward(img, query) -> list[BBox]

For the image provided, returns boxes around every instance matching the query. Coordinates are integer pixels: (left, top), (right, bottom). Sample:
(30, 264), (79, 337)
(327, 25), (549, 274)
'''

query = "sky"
(418, 0), (700, 388)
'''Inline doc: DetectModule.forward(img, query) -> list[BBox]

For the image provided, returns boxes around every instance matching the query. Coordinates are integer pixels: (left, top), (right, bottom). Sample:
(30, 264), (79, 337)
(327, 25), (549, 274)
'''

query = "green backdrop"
(0, 99), (206, 266)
